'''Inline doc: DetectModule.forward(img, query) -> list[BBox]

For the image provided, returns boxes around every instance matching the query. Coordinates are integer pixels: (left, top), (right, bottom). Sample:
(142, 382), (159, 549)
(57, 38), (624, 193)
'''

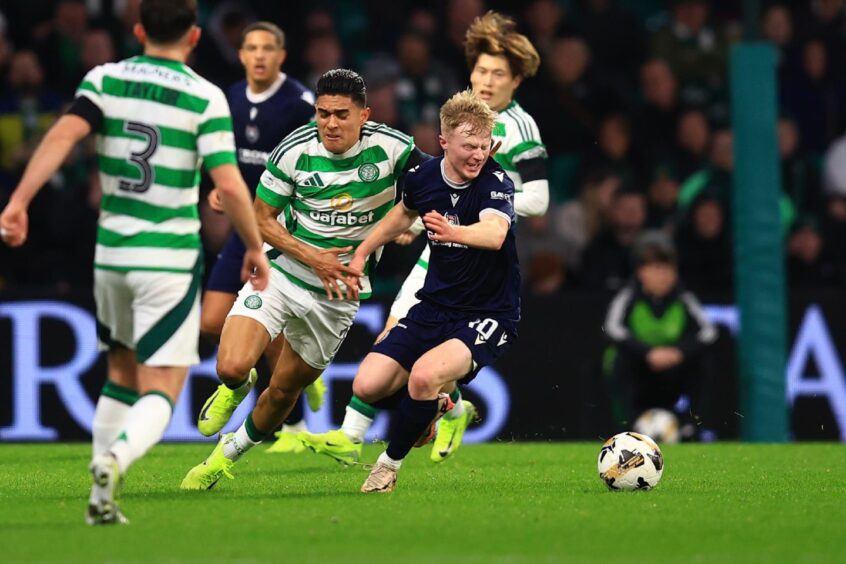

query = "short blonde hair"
(440, 89), (497, 137)
(465, 11), (540, 79)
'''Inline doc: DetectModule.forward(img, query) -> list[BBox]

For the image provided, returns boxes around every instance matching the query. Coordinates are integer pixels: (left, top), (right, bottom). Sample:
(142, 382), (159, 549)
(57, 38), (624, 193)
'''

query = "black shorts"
(371, 301), (517, 383)
(206, 232), (246, 294)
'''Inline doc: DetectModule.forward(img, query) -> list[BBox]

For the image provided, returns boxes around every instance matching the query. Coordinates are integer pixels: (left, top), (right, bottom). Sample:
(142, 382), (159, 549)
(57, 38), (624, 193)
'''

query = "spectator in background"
(516, 215), (573, 295)
(572, 0), (645, 87)
(409, 121), (441, 156)
(762, 3), (797, 80)
(636, 59), (681, 163)
(522, 0), (568, 57)
(193, 3), (254, 87)
(34, 0), (88, 98)
(645, 165), (680, 230)
(303, 31), (343, 91)
(81, 28), (117, 72)
(673, 108), (711, 181)
(0, 51), (64, 179)
(555, 168), (622, 272)
(603, 233), (718, 440)
(779, 115), (822, 231)
(795, 0), (846, 80)
(114, 0), (142, 59)
(437, 0), (486, 79)
(675, 194), (733, 294)
(649, 0), (728, 107)
(678, 127), (733, 212)
(780, 38), (844, 155)
(395, 30), (459, 127)
(580, 188), (646, 291)
(582, 113), (644, 189)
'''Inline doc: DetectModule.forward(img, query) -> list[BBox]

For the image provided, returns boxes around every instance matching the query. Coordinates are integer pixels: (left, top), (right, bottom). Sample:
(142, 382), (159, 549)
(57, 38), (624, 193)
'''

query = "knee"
(408, 368), (438, 400)
(352, 377), (383, 404)
(216, 352), (253, 386)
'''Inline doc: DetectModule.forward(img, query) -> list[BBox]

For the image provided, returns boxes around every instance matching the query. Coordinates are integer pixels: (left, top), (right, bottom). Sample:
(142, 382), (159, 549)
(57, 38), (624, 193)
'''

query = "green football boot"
(197, 369), (257, 437)
(304, 376), (327, 412)
(298, 429), (362, 466)
(266, 430), (305, 454)
(180, 434), (235, 491)
(430, 400), (478, 462)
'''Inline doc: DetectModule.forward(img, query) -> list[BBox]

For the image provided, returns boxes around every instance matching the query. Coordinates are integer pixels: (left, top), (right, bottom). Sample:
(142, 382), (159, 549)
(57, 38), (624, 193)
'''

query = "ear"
(278, 49), (287, 67)
(511, 75), (522, 91)
(133, 23), (146, 45)
(438, 134), (448, 151)
(186, 26), (202, 49)
(360, 106), (371, 125)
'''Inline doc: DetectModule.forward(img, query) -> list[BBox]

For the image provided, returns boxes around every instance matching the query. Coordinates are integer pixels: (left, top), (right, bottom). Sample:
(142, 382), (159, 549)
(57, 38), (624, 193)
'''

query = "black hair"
(241, 21), (285, 49)
(634, 232), (677, 266)
(316, 69), (367, 107)
(140, 0), (197, 45)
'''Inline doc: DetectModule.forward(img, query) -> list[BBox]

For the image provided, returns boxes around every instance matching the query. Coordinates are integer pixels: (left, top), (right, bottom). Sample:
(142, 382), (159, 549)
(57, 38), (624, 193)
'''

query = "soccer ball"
(597, 432), (664, 491)
(633, 408), (680, 444)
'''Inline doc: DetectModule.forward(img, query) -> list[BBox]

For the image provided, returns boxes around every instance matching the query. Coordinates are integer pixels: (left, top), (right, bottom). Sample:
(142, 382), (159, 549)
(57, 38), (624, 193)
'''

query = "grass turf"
(0, 442), (842, 562)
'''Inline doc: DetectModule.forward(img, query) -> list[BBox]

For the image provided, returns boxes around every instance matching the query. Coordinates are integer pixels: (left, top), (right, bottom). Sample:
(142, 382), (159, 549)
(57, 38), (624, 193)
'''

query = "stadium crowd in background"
(2, 0), (846, 298)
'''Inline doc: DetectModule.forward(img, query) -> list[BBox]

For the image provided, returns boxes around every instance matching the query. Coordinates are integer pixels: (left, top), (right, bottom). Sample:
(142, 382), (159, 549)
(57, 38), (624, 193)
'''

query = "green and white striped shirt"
(492, 100), (546, 193)
(77, 55), (237, 273)
(257, 121), (414, 299)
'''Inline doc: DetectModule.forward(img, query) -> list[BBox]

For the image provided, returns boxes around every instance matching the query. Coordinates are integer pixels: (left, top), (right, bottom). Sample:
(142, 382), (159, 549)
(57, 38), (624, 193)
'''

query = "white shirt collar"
(246, 73), (286, 104)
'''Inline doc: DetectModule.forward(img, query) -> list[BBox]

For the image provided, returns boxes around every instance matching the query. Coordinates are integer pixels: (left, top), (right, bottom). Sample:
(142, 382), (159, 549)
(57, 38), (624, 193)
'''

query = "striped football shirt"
(492, 100), (546, 192)
(256, 121), (414, 299)
(76, 55), (237, 273)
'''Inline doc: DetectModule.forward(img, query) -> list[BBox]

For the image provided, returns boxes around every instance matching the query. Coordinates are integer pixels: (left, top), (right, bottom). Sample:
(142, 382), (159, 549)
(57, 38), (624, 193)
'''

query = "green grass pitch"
(0, 442), (842, 562)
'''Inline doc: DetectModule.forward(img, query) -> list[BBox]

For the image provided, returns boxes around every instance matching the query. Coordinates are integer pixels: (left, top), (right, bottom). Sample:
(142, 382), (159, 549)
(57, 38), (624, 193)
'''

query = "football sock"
(341, 396), (376, 442)
(223, 412), (268, 461)
(444, 388), (464, 420)
(386, 396), (439, 461)
(109, 392), (173, 474)
(92, 381), (138, 458)
(376, 451), (402, 470)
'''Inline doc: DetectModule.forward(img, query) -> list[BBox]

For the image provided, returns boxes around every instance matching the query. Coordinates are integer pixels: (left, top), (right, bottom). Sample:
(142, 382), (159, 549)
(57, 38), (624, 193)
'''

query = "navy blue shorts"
(206, 232), (246, 294)
(371, 301), (517, 383)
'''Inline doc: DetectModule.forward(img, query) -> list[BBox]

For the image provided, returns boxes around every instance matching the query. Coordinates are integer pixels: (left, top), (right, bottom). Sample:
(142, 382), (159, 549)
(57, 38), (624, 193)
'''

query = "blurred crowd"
(2, 0), (846, 299)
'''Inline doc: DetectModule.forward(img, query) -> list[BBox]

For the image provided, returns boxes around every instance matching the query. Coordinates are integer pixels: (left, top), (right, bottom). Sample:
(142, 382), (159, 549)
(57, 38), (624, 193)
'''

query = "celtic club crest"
(357, 163), (379, 182)
(244, 295), (262, 309)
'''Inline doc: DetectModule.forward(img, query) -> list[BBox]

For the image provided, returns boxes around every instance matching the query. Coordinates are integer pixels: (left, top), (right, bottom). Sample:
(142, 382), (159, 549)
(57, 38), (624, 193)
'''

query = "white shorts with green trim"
(389, 245), (430, 320)
(94, 265), (201, 367)
(228, 267), (359, 370)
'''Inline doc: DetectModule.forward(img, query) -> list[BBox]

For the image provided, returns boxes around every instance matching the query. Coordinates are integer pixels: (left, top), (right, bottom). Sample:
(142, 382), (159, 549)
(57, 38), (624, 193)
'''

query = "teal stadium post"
(730, 44), (789, 441)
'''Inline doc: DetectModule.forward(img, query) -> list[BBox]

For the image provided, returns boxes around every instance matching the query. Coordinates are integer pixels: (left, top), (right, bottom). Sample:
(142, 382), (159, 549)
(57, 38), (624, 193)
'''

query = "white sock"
(92, 395), (132, 458)
(282, 420), (307, 434)
(377, 451), (402, 470)
(222, 419), (262, 461)
(108, 394), (173, 474)
(340, 406), (372, 442)
(444, 398), (465, 420)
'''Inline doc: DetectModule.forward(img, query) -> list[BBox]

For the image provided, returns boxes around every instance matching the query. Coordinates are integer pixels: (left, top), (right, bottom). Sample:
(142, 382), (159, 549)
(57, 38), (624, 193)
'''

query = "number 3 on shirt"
(119, 121), (160, 193)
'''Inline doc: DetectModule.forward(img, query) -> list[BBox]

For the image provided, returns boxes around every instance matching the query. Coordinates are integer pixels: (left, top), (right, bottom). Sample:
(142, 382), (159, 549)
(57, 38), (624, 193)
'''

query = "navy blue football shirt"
(227, 74), (314, 193)
(402, 156), (521, 321)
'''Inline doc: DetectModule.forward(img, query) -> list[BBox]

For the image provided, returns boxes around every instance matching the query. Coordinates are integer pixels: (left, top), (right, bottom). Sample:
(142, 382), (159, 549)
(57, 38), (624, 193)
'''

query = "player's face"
(439, 124), (492, 183)
(470, 53), (521, 112)
(239, 30), (285, 86)
(315, 95), (370, 154)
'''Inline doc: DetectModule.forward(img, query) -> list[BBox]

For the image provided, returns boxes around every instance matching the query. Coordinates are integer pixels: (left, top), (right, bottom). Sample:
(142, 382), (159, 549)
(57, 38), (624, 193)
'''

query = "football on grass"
(597, 432), (664, 490)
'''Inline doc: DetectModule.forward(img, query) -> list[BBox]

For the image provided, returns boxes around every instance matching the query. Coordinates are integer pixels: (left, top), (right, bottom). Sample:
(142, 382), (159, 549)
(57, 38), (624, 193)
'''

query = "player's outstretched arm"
(208, 163), (269, 291)
(352, 203), (419, 270)
(253, 198), (362, 301)
(423, 211), (508, 250)
(0, 114), (91, 247)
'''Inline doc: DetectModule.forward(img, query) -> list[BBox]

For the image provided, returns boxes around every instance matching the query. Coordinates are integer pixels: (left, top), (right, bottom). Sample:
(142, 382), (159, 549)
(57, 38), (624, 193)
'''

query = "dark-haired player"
(0, 0), (270, 524)
(181, 69), (429, 490)
(195, 21), (325, 454)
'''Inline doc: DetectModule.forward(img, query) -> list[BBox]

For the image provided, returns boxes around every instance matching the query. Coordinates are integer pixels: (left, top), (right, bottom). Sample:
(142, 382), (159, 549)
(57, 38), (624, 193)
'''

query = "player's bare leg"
(197, 316), (270, 436)
(362, 340), (471, 492)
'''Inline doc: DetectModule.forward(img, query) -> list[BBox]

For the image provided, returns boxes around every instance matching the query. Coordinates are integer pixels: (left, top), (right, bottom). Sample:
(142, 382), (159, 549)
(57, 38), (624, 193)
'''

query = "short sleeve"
(256, 159), (295, 209)
(478, 171), (515, 224)
(76, 66), (105, 111)
(198, 86), (237, 171)
(401, 166), (420, 211)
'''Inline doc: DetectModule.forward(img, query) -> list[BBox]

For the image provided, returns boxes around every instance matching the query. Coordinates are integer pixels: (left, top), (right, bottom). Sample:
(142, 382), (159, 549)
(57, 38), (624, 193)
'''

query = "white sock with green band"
(109, 393), (173, 474)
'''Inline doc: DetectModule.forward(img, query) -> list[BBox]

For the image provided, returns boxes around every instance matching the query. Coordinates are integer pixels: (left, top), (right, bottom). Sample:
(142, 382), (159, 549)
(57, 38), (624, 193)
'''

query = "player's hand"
(423, 210), (458, 244)
(647, 347), (683, 371)
(374, 315), (399, 345)
(310, 246), (364, 301)
(207, 188), (225, 213)
(242, 247), (270, 291)
(0, 200), (29, 247)
(393, 230), (418, 245)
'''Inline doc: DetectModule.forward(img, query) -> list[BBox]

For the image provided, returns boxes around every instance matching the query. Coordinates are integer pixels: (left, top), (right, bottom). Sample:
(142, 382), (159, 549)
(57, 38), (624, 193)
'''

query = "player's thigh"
(408, 338), (473, 397)
(352, 352), (410, 403)
(217, 315), (272, 377)
(267, 337), (323, 393)
(283, 292), (359, 372)
(136, 365), (190, 403)
(200, 290), (237, 338)
(263, 333), (286, 370)
(94, 268), (135, 352)
(129, 268), (202, 367)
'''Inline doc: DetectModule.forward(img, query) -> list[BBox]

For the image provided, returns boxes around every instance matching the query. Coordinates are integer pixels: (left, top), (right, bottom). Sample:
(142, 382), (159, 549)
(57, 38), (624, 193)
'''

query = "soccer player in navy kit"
(200, 22), (322, 452)
(345, 90), (520, 493)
